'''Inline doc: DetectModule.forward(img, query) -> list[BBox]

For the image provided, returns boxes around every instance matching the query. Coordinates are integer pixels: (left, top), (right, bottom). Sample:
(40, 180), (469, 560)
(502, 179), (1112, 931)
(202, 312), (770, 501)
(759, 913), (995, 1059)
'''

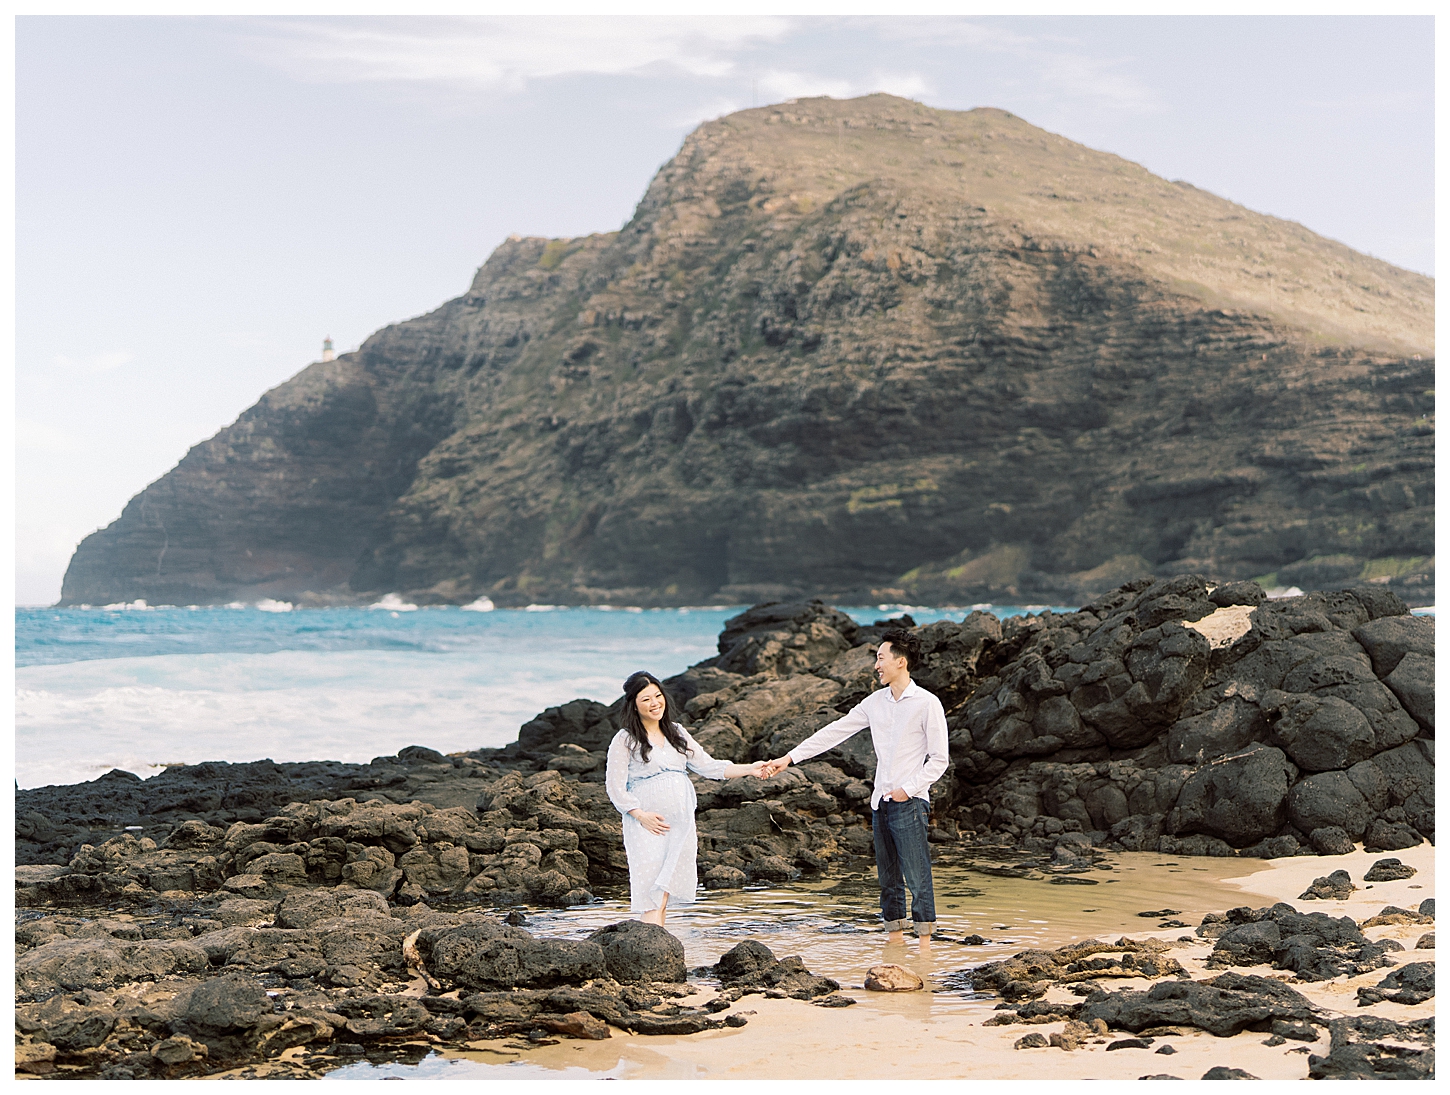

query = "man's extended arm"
(765, 700), (872, 774)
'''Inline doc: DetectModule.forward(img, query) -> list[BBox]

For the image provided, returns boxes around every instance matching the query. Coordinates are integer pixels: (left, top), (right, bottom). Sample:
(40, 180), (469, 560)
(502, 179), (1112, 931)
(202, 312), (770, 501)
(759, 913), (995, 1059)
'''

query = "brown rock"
(250, 1016), (332, 1057)
(151, 1035), (208, 1065)
(15, 1041), (58, 1074)
(864, 963), (925, 992)
(538, 1010), (611, 1040)
(1049, 1018), (1108, 1051)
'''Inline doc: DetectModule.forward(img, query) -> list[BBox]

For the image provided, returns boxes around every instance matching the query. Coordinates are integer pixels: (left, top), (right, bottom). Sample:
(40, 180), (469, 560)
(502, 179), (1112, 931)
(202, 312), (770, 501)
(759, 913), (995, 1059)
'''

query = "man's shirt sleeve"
(786, 698), (872, 765)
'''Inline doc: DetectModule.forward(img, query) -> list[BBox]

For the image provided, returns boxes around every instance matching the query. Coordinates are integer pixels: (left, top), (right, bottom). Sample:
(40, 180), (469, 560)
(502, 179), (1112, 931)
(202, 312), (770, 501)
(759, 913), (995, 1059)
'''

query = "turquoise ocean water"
(15, 600), (1066, 791)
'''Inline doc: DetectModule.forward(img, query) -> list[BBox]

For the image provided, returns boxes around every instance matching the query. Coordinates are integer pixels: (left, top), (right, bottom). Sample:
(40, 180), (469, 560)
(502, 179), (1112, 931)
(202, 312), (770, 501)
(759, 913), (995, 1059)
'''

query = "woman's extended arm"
(722, 760), (767, 778)
(683, 728), (765, 780)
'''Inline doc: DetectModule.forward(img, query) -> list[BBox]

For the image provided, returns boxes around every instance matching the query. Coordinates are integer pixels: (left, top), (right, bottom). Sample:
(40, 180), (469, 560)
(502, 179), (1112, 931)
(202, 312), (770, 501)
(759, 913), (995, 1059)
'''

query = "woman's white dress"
(605, 725), (730, 913)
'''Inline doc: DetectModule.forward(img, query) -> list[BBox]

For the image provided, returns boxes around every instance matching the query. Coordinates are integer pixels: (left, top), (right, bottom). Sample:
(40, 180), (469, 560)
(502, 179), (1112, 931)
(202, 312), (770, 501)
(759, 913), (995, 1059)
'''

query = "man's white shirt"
(786, 679), (949, 810)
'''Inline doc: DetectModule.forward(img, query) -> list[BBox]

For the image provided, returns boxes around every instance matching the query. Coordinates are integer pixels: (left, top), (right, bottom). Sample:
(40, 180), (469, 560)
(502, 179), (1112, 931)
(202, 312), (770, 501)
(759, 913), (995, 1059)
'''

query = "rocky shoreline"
(13, 849), (1435, 1080)
(15, 578), (1435, 1078)
(15, 893), (847, 1079)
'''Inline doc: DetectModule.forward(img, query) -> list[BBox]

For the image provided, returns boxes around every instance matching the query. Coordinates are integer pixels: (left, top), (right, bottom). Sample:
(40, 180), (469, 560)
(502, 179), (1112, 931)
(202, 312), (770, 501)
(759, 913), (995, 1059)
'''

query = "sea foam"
(369, 593), (418, 611)
(15, 650), (640, 789)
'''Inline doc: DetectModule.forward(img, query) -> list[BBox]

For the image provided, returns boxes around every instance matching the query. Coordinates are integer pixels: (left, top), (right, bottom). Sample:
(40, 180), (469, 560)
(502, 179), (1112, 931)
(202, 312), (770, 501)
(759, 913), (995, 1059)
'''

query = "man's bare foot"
(917, 936), (932, 953)
(886, 930), (905, 944)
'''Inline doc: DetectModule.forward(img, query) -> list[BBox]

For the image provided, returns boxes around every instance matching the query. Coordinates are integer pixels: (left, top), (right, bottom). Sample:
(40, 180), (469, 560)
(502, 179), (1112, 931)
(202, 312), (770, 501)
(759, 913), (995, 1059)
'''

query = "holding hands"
(758, 755), (792, 778)
(723, 760), (770, 780)
(713, 758), (794, 780)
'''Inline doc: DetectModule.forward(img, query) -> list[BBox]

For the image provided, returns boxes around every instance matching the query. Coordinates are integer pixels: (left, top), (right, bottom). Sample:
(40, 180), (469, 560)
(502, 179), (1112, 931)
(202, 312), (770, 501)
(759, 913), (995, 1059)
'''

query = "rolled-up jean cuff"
(883, 917), (912, 932)
(914, 922), (936, 938)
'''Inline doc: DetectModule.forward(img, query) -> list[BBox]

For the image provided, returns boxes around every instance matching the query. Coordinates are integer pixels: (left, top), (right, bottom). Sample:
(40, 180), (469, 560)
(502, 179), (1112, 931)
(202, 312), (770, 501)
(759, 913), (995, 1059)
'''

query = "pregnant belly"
(629, 772), (696, 818)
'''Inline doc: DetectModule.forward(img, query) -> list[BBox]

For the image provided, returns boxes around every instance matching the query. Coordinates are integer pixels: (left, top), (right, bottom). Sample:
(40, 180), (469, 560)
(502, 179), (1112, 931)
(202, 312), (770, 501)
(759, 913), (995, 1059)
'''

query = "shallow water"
(324, 850), (1268, 1080)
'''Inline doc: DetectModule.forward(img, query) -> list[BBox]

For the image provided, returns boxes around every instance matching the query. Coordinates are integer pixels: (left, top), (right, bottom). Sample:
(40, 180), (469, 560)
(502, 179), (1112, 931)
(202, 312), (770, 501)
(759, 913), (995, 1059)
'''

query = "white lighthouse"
(321, 336), (335, 362)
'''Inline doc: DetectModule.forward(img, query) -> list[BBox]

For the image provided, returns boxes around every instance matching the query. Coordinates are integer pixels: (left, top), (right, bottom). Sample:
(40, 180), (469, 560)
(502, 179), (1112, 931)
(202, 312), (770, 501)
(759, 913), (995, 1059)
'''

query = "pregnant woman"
(606, 671), (765, 926)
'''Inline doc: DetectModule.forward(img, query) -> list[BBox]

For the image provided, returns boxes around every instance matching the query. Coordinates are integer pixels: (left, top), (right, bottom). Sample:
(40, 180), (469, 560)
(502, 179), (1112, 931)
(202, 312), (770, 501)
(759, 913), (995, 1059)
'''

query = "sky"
(14, 14), (1436, 605)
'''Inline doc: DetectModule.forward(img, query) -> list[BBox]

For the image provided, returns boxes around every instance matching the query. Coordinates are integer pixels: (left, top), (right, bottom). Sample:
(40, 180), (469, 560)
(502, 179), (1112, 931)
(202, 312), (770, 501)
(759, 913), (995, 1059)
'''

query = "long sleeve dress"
(605, 725), (731, 914)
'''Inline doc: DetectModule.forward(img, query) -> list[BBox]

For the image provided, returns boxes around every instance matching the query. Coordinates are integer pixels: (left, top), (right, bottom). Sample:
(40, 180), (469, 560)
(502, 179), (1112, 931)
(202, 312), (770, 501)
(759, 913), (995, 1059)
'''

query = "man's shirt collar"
(885, 679), (920, 703)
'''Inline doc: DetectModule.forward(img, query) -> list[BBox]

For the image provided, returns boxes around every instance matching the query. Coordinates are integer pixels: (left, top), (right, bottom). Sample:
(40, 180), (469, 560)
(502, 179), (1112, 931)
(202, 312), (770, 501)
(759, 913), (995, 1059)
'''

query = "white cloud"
(236, 13), (1152, 117)
(871, 72), (931, 99)
(756, 69), (854, 102)
(52, 350), (136, 374)
(239, 14), (796, 91)
(244, 16), (940, 129)
(863, 15), (1162, 114)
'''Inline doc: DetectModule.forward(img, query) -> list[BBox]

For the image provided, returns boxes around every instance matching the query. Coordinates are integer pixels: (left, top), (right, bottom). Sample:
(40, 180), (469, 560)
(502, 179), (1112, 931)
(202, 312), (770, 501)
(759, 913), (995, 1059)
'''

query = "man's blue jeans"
(872, 797), (936, 937)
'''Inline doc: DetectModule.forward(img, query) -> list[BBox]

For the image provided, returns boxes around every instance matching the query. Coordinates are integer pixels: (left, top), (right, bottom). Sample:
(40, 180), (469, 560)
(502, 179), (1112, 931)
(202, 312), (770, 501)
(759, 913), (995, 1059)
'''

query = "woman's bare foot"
(886, 930), (905, 944)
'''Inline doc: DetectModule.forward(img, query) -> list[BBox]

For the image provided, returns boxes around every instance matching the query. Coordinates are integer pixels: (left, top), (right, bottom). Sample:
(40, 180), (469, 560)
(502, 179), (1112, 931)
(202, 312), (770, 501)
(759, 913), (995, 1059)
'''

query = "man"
(763, 628), (947, 946)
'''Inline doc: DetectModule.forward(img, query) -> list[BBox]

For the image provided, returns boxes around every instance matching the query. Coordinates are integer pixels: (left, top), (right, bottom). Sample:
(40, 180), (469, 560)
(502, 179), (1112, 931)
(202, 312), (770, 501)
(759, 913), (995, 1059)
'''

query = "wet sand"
(320, 844), (1435, 1080)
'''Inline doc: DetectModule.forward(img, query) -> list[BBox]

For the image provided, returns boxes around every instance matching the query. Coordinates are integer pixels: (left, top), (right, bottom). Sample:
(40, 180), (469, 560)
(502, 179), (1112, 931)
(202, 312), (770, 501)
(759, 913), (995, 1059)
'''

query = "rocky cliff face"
(61, 95), (1434, 607)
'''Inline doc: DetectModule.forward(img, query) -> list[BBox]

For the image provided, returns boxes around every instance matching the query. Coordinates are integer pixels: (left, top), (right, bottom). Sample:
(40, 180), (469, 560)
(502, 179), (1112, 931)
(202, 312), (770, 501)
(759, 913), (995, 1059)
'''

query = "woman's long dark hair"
(622, 671), (692, 763)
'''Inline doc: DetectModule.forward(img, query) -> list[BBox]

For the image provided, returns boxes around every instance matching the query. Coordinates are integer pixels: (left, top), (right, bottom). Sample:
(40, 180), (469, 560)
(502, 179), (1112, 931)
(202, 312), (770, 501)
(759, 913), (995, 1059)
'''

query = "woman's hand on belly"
(629, 809), (670, 835)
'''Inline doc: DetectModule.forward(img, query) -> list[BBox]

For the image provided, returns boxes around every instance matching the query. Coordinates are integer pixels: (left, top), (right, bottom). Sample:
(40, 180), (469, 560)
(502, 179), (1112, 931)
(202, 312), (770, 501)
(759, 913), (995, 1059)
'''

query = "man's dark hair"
(879, 628), (921, 671)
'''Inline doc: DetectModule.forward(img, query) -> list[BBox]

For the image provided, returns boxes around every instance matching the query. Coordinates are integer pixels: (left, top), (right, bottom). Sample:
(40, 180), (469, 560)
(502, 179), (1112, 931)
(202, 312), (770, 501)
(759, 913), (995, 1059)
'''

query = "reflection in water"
(326, 1053), (627, 1081)
(324, 851), (1265, 1080)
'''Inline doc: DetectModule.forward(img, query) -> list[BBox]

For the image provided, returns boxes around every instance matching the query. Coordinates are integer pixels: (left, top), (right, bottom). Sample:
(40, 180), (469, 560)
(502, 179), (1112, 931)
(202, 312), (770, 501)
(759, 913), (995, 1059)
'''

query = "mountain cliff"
(61, 94), (1434, 608)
